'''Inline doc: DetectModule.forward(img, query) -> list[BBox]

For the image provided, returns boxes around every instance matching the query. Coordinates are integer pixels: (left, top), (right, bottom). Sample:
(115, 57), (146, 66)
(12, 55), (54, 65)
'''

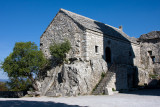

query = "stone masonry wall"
(85, 29), (149, 87)
(85, 29), (135, 65)
(40, 10), (85, 60)
(140, 39), (160, 75)
(131, 44), (141, 68)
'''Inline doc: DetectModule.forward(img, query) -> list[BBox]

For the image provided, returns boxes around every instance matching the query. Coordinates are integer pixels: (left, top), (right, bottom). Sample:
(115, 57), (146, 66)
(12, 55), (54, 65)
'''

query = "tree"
(1, 42), (46, 91)
(6, 77), (32, 91)
(50, 40), (71, 63)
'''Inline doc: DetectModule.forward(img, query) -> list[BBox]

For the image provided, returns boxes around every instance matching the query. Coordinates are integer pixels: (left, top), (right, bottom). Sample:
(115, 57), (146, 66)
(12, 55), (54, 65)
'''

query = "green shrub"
(92, 84), (98, 92)
(50, 40), (71, 64)
(149, 74), (158, 79)
(112, 88), (116, 91)
(101, 72), (105, 78)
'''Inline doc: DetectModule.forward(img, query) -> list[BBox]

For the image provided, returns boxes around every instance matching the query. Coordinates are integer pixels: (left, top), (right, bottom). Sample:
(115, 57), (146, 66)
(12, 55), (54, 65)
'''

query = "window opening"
(40, 43), (43, 46)
(105, 47), (111, 63)
(148, 51), (152, 56)
(95, 46), (98, 53)
(151, 56), (155, 63)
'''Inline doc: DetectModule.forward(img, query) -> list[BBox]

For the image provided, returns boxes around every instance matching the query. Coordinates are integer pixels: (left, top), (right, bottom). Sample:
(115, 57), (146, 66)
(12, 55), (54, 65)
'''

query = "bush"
(50, 40), (71, 63)
(101, 72), (105, 78)
(149, 74), (158, 79)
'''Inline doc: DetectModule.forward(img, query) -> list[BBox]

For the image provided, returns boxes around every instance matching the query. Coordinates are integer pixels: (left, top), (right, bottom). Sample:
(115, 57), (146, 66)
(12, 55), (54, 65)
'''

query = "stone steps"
(92, 64), (116, 95)
(92, 71), (115, 95)
(113, 91), (119, 94)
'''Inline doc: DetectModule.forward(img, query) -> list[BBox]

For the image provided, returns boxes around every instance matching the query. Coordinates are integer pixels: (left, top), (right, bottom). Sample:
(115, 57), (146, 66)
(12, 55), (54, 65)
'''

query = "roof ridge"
(60, 8), (121, 30)
(60, 8), (97, 22)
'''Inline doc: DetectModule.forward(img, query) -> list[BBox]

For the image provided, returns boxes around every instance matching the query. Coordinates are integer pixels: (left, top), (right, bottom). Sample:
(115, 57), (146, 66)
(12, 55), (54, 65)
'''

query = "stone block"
(105, 87), (113, 95)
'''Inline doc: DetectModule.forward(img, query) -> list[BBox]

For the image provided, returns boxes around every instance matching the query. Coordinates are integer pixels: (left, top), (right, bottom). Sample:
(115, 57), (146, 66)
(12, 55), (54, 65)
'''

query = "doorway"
(105, 47), (111, 63)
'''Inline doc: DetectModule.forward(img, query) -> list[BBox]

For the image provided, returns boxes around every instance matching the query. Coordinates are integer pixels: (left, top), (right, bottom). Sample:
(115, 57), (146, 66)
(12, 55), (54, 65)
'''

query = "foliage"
(6, 77), (32, 91)
(149, 74), (159, 79)
(112, 88), (116, 91)
(92, 83), (98, 92)
(49, 40), (71, 63)
(101, 72), (105, 78)
(0, 82), (8, 91)
(1, 42), (47, 91)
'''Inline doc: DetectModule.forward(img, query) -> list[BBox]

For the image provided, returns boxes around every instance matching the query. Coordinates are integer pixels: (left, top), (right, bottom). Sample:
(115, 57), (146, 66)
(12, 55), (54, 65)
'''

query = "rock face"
(139, 31), (160, 40)
(37, 59), (108, 96)
(139, 31), (160, 76)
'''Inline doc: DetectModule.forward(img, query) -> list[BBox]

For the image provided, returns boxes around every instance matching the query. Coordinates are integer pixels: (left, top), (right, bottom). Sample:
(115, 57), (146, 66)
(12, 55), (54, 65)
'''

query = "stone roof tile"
(60, 8), (136, 43)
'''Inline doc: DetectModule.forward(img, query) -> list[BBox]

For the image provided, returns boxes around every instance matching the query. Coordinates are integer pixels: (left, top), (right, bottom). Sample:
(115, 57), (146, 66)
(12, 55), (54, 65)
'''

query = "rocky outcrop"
(139, 31), (160, 76)
(139, 31), (160, 40)
(36, 59), (108, 97)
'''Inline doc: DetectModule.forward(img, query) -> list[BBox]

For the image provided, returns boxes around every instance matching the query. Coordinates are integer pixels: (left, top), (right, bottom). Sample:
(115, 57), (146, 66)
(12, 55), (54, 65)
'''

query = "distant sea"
(0, 79), (9, 82)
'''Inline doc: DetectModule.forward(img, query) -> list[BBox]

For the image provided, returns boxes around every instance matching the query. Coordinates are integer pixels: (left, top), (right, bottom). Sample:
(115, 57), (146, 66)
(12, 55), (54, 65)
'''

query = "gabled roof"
(60, 9), (135, 43)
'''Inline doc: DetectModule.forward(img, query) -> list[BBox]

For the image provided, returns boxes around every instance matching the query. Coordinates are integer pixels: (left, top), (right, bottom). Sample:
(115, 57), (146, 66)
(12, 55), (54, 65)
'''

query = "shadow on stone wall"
(147, 79), (160, 88)
(94, 21), (139, 90)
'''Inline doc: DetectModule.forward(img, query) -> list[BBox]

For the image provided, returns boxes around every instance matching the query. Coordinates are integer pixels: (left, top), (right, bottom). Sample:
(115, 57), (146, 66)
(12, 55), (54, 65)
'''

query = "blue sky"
(0, 0), (160, 79)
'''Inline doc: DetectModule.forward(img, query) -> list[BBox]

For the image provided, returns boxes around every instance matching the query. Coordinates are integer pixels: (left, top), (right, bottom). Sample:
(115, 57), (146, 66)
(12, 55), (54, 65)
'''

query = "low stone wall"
(0, 91), (27, 98)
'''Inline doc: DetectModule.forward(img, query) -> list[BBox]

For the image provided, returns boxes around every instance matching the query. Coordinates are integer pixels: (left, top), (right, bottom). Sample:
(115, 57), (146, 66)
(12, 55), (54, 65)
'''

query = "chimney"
(119, 25), (123, 31)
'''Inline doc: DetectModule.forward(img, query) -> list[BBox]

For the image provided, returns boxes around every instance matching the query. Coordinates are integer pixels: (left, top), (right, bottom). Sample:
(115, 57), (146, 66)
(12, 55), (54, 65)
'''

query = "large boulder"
(37, 59), (108, 97)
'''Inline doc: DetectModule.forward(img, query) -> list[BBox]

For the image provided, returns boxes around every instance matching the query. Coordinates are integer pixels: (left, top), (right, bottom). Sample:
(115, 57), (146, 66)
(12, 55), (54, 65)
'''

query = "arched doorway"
(105, 47), (111, 63)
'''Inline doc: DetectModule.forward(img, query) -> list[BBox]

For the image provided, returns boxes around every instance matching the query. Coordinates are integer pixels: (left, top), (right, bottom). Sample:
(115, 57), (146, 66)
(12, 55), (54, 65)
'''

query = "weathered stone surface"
(139, 31), (160, 40)
(105, 87), (113, 95)
(139, 31), (160, 76)
(137, 68), (149, 85)
(37, 59), (108, 96)
(27, 91), (41, 97)
(40, 9), (84, 60)
(92, 68), (116, 95)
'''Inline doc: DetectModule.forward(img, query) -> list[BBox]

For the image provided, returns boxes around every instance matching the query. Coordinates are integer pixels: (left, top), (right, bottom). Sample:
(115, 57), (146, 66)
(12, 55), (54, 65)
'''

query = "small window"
(151, 56), (155, 63)
(154, 40), (158, 43)
(148, 51), (152, 56)
(40, 43), (43, 46)
(95, 46), (98, 53)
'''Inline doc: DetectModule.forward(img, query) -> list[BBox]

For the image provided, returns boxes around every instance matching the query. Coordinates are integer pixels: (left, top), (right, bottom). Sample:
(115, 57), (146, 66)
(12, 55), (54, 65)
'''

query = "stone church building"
(36, 9), (160, 96)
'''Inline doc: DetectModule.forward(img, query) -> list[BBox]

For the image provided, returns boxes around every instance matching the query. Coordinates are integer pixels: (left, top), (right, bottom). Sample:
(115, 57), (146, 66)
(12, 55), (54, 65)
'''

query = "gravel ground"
(0, 89), (160, 107)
